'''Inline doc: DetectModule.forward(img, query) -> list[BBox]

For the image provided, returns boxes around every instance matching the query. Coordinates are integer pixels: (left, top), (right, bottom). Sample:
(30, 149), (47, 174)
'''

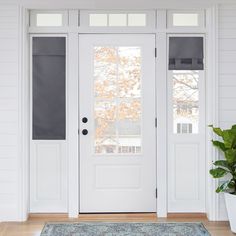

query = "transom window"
(168, 10), (205, 28)
(89, 13), (146, 27)
(30, 10), (68, 27)
(36, 13), (63, 27)
(80, 10), (155, 28)
(173, 13), (199, 26)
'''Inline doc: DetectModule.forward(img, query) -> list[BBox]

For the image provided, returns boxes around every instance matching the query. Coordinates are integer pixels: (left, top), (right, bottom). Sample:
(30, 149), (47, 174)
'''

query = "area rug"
(40, 222), (211, 236)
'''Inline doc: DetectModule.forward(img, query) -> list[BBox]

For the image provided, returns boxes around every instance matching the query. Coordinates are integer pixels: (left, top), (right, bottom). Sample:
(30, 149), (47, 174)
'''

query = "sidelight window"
(172, 70), (199, 134)
(169, 36), (204, 134)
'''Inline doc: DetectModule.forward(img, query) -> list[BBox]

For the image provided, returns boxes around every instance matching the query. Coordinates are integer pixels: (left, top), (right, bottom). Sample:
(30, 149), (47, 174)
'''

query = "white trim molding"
(205, 5), (219, 221)
(156, 10), (168, 218)
(67, 9), (79, 218)
(18, 6), (30, 221)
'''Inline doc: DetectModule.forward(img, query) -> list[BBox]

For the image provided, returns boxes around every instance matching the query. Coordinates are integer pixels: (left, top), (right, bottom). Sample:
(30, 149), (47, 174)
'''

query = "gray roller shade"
(169, 37), (204, 70)
(33, 37), (66, 140)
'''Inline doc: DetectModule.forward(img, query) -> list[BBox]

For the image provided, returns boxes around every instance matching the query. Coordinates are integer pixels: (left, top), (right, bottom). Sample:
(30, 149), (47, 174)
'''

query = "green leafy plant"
(209, 125), (236, 194)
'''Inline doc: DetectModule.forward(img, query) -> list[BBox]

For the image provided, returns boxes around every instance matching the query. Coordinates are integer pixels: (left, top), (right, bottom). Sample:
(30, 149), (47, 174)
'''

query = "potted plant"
(209, 125), (236, 233)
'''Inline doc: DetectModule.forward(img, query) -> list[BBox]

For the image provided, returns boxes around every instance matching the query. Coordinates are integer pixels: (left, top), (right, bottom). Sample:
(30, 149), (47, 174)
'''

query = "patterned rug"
(40, 222), (211, 236)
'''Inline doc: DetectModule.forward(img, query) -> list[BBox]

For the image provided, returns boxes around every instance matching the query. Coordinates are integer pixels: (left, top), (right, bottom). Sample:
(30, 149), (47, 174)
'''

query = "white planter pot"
(224, 192), (236, 233)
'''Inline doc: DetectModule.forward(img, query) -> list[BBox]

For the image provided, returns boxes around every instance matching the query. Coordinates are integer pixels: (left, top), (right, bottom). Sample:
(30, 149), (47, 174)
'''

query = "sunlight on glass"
(94, 46), (142, 154)
(89, 14), (108, 26)
(173, 13), (199, 27)
(128, 14), (146, 26)
(109, 14), (127, 26)
(36, 14), (63, 27)
(173, 70), (199, 134)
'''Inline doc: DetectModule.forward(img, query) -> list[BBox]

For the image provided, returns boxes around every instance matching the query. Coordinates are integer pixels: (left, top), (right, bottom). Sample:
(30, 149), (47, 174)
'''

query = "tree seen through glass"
(173, 70), (199, 134)
(94, 46), (142, 154)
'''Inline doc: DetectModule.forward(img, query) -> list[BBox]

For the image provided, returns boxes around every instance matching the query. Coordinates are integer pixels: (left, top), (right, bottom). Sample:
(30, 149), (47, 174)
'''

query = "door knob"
(82, 117), (88, 123)
(82, 129), (88, 135)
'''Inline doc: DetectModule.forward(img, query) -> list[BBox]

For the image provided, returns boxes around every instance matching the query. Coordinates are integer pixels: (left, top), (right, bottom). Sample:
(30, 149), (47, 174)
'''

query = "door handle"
(82, 129), (88, 135)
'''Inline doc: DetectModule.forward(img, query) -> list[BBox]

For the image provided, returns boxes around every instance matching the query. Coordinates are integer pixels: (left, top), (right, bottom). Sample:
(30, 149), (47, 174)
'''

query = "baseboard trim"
(29, 213), (207, 220)
(29, 213), (69, 219)
(28, 213), (157, 221)
(167, 213), (207, 218)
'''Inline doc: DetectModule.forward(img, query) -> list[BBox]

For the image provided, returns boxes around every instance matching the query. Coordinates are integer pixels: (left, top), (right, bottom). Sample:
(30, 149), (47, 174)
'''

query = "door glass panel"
(118, 47), (141, 98)
(94, 46), (142, 154)
(173, 70), (199, 134)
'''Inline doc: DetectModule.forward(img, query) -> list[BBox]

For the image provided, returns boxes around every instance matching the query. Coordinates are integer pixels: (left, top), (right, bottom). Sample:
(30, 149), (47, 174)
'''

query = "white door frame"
(29, 34), (68, 213)
(18, 6), (219, 221)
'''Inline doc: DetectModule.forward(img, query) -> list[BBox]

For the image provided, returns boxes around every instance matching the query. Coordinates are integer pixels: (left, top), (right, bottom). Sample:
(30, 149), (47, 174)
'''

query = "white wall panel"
(219, 39), (236, 51)
(0, 146), (17, 158)
(219, 52), (236, 62)
(0, 134), (17, 145)
(0, 183), (17, 194)
(0, 52), (18, 62)
(0, 195), (17, 204)
(0, 38), (17, 49)
(220, 110), (236, 123)
(0, 124), (17, 135)
(0, 4), (20, 221)
(0, 112), (18, 123)
(219, 75), (236, 86)
(0, 87), (18, 98)
(220, 63), (236, 74)
(0, 158), (17, 170)
(0, 99), (18, 110)
(219, 86), (236, 98)
(218, 4), (236, 221)
(220, 98), (236, 110)
(0, 30), (18, 38)
(0, 170), (17, 182)
(0, 75), (17, 86)
(219, 30), (236, 39)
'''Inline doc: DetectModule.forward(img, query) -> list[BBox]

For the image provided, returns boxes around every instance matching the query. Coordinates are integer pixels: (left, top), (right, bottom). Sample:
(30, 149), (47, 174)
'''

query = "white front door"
(79, 34), (156, 213)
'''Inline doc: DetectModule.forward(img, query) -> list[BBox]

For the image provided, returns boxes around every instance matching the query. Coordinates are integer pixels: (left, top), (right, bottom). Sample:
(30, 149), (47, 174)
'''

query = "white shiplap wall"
(218, 4), (236, 220)
(0, 4), (20, 221)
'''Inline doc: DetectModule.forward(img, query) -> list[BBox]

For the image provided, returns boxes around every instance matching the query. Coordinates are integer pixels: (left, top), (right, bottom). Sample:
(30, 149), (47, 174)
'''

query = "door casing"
(20, 8), (218, 220)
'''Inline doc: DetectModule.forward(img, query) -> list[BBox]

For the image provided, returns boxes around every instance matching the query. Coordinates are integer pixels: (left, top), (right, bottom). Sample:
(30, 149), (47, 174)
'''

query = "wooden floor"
(0, 213), (233, 236)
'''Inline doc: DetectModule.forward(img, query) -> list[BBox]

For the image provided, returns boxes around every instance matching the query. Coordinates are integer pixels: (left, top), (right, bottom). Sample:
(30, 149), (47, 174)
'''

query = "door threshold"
(78, 213), (157, 222)
(167, 213), (207, 219)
